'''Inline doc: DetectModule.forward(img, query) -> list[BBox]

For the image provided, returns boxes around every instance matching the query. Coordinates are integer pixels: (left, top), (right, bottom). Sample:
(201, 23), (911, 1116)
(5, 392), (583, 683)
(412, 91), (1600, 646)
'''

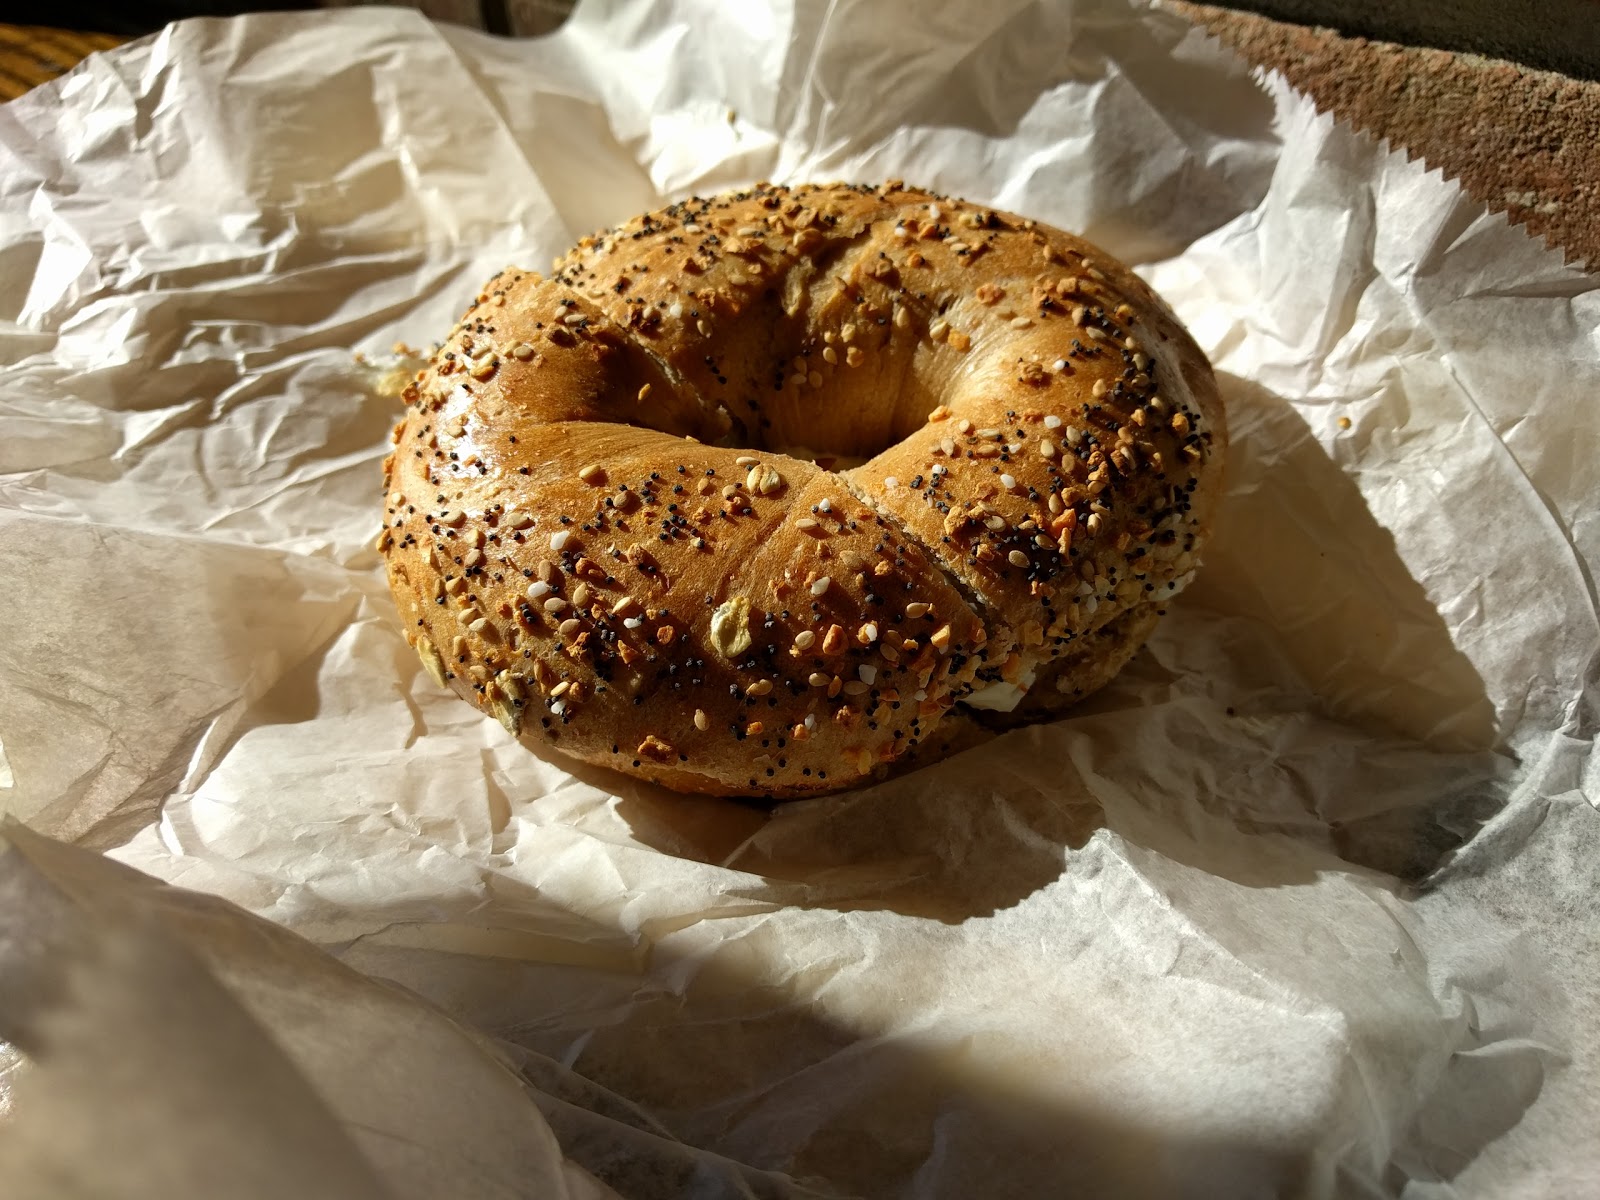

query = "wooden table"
(0, 24), (123, 101)
(3, 11), (1597, 267)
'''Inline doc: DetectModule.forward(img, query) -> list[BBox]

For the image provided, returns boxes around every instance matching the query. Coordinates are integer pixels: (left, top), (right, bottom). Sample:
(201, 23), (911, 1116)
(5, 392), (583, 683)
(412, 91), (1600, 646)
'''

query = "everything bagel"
(378, 181), (1224, 797)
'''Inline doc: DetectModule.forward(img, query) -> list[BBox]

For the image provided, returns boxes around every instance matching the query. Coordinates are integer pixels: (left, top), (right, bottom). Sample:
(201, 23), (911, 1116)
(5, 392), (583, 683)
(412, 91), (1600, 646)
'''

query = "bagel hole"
(710, 373), (947, 471)
(691, 241), (955, 465)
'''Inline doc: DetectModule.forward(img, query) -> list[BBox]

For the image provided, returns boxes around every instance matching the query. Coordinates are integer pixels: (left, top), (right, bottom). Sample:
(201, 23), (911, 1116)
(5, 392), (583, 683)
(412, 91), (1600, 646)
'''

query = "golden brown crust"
(378, 182), (1222, 797)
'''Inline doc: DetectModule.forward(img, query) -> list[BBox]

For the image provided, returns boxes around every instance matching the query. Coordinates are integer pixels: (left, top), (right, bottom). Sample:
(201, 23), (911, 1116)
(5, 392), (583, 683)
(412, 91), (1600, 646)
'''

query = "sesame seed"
(808, 370), (823, 388)
(543, 597), (568, 613)
(736, 455), (759, 466)
(464, 549), (485, 568)
(504, 510), (532, 529)
(843, 681), (870, 696)
(957, 419), (973, 434)
(1007, 550), (1029, 568)
(694, 709), (709, 731)
(1040, 440), (1057, 459)
(638, 384), (652, 401)
(577, 463), (606, 485)
(811, 576), (832, 596)
(823, 346), (838, 365)
(572, 583), (591, 608)
(795, 517), (819, 532)
(930, 320), (950, 343)
(746, 679), (773, 697)
(697, 319), (711, 337)
(512, 342), (536, 361)
(558, 618), (581, 637)
(809, 672), (830, 687)
(1010, 317), (1033, 329)
(905, 602), (930, 618)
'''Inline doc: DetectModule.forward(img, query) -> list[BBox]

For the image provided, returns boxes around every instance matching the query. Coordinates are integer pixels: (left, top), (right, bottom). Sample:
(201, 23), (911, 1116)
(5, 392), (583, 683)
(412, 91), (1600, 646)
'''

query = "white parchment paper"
(1, 1), (1596, 1196)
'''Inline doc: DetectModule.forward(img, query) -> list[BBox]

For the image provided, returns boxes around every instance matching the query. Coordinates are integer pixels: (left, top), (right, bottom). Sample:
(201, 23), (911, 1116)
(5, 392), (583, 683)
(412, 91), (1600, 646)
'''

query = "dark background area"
(0, 2), (316, 37)
(0, 0), (1597, 80)
(1227, 0), (1600, 83)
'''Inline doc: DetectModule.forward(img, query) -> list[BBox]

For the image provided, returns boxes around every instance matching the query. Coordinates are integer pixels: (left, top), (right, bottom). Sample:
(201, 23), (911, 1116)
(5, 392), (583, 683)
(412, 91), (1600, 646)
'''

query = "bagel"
(377, 181), (1223, 797)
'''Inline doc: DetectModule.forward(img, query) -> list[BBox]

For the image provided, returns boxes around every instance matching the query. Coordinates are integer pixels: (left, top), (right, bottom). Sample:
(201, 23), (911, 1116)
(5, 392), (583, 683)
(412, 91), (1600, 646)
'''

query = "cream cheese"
(961, 659), (1039, 713)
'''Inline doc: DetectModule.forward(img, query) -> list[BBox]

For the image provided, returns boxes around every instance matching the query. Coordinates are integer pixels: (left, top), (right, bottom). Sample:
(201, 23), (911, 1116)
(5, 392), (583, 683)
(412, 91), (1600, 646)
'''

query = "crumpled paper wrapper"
(0, 824), (624, 1200)
(1, 0), (1597, 1196)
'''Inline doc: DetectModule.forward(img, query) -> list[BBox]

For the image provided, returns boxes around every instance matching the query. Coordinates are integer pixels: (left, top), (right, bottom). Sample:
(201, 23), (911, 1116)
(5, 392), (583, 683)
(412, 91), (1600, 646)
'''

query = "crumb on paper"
(354, 342), (430, 402)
